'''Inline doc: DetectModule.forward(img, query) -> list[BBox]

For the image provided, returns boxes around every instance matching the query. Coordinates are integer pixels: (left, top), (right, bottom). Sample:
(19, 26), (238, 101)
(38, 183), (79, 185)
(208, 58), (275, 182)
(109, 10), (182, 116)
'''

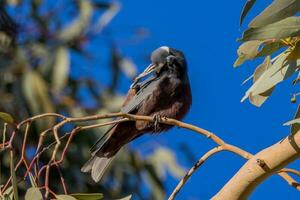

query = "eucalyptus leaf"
(256, 41), (285, 57)
(52, 46), (70, 93)
(242, 51), (299, 101)
(22, 70), (55, 129)
(249, 56), (275, 106)
(0, 112), (14, 124)
(116, 195), (132, 200)
(25, 187), (43, 200)
(242, 16), (300, 41)
(240, 0), (257, 25)
(56, 195), (77, 200)
(57, 0), (93, 41)
(284, 105), (300, 134)
(249, 0), (300, 28)
(234, 40), (263, 67)
(70, 193), (103, 200)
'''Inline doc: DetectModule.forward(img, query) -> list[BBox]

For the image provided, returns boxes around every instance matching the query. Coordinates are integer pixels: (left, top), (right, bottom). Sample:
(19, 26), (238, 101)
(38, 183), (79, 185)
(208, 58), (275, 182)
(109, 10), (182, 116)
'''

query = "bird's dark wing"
(121, 75), (160, 113)
(89, 74), (159, 153)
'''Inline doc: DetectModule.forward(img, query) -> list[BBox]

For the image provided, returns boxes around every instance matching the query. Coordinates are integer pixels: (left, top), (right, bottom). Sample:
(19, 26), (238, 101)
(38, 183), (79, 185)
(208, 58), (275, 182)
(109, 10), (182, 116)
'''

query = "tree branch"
(212, 132), (300, 200)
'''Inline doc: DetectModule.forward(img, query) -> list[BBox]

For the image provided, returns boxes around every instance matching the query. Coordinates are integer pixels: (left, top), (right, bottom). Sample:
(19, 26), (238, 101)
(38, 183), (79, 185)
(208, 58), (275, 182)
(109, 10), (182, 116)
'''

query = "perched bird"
(81, 46), (192, 182)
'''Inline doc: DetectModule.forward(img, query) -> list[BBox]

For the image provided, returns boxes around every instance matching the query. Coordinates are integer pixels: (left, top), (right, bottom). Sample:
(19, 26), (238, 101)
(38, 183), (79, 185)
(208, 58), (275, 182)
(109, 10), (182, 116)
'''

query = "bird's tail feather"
(81, 155), (114, 182)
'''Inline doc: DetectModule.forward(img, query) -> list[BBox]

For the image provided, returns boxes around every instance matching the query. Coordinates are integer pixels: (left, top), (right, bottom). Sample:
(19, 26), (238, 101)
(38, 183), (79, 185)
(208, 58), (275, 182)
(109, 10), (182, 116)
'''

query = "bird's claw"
(153, 114), (162, 132)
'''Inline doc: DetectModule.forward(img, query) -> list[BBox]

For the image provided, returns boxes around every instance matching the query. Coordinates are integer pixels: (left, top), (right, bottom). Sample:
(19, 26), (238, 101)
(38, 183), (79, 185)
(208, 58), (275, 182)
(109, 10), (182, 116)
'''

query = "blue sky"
(91, 0), (300, 199)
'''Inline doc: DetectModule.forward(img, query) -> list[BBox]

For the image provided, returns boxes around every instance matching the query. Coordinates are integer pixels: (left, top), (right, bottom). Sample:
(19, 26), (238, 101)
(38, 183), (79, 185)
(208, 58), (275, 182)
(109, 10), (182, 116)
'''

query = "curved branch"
(168, 146), (225, 200)
(212, 132), (300, 199)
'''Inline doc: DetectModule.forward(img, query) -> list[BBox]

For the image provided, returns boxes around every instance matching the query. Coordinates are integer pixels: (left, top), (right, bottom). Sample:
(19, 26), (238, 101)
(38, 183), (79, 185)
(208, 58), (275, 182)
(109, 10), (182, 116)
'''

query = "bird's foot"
(153, 114), (162, 132)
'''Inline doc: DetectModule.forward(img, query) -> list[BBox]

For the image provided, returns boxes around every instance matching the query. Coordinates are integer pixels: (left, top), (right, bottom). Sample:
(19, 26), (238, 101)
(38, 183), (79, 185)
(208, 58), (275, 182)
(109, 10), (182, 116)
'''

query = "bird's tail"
(81, 155), (114, 182)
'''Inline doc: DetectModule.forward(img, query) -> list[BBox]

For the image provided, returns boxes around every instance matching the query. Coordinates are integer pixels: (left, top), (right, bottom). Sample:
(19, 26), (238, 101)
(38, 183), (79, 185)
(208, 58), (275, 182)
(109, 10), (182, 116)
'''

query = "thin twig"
(168, 146), (225, 200)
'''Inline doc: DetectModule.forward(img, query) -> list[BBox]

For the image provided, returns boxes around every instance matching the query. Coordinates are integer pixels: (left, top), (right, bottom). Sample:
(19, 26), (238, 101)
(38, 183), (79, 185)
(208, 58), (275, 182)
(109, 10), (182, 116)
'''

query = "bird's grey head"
(150, 46), (187, 73)
(131, 46), (187, 88)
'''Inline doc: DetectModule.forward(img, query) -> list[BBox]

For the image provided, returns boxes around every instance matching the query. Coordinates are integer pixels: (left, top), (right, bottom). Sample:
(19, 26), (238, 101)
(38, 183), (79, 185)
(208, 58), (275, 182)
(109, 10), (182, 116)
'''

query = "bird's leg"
(153, 114), (162, 132)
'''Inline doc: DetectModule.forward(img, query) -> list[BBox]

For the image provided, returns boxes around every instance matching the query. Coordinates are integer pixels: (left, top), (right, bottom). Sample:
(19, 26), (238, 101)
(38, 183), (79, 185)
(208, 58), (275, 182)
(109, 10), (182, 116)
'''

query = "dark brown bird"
(81, 46), (192, 182)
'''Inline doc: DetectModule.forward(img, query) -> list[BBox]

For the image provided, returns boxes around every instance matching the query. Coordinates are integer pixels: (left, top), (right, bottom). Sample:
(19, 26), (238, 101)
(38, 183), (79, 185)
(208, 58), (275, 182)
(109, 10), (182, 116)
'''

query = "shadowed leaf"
(70, 193), (103, 200)
(249, 56), (275, 106)
(116, 195), (132, 200)
(242, 51), (300, 102)
(56, 195), (77, 200)
(0, 112), (14, 124)
(240, 0), (257, 25)
(256, 41), (285, 57)
(242, 17), (300, 41)
(57, 0), (93, 41)
(249, 0), (300, 28)
(52, 46), (70, 93)
(283, 105), (300, 135)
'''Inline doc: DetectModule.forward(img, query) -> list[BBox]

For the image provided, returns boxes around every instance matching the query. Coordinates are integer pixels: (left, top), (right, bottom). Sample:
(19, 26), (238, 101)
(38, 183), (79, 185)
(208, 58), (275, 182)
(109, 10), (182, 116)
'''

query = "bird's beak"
(130, 63), (164, 88)
(136, 63), (163, 80)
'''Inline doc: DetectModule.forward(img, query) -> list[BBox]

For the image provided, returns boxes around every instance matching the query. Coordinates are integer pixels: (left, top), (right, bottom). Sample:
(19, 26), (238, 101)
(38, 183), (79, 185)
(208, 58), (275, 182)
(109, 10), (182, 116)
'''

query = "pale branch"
(278, 172), (300, 190)
(279, 168), (300, 177)
(167, 146), (225, 200)
(212, 132), (300, 200)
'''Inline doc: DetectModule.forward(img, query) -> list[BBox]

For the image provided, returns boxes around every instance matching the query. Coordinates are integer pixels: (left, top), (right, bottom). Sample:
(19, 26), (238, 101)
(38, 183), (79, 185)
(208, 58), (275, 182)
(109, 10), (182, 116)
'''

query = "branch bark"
(212, 131), (300, 200)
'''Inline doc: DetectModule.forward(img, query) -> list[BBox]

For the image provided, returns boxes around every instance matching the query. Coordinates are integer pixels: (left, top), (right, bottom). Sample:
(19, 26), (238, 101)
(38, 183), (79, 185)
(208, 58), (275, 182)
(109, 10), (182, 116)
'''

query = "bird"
(81, 46), (192, 182)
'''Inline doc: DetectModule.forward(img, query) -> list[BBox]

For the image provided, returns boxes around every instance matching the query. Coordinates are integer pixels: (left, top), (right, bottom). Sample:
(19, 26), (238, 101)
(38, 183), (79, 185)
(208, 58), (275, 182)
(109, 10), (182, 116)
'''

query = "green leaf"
(242, 17), (300, 41)
(249, 0), (300, 28)
(116, 195), (132, 200)
(242, 51), (300, 102)
(52, 46), (70, 93)
(56, 195), (77, 200)
(0, 112), (14, 124)
(70, 193), (103, 200)
(148, 147), (185, 179)
(234, 40), (263, 67)
(57, 0), (93, 41)
(25, 187), (43, 200)
(256, 41), (285, 57)
(284, 105), (300, 134)
(22, 70), (55, 129)
(240, 0), (257, 25)
(249, 57), (275, 106)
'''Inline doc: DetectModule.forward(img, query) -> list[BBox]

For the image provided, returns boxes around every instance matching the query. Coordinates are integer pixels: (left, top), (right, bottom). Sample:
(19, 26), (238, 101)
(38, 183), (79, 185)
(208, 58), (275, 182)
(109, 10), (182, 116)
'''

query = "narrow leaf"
(256, 41), (285, 57)
(56, 195), (77, 200)
(116, 195), (132, 200)
(284, 105), (300, 134)
(249, 0), (300, 28)
(240, 0), (257, 25)
(57, 0), (93, 41)
(242, 17), (300, 41)
(52, 46), (70, 93)
(70, 193), (103, 200)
